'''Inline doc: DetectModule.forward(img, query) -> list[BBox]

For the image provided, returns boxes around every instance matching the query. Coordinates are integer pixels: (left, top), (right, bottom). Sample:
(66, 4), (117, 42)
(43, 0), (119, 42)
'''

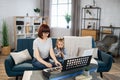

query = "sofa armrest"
(98, 50), (113, 71)
(4, 55), (15, 76)
(100, 51), (112, 64)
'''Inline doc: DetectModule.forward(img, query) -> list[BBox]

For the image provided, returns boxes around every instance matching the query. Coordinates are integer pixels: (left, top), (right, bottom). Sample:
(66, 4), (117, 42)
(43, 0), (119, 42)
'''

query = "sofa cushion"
(12, 60), (38, 71)
(10, 49), (32, 64)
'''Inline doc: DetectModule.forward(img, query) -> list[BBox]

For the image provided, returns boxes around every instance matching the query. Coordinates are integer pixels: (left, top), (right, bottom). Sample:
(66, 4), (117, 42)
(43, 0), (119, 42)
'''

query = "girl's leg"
(57, 58), (64, 65)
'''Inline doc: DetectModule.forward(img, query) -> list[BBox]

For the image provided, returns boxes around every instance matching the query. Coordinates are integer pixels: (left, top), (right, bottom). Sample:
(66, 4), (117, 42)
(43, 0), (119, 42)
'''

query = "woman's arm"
(34, 49), (52, 68)
(50, 47), (62, 66)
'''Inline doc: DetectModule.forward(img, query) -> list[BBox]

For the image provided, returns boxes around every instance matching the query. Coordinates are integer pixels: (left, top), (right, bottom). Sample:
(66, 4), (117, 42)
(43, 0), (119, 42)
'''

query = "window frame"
(50, 0), (72, 28)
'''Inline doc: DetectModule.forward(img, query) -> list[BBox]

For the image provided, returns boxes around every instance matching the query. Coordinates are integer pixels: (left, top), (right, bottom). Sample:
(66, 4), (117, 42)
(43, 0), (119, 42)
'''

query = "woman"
(32, 24), (61, 69)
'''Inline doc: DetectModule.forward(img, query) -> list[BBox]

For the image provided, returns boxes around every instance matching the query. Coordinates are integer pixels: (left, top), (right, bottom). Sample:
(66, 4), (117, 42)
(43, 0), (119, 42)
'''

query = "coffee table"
(22, 64), (98, 80)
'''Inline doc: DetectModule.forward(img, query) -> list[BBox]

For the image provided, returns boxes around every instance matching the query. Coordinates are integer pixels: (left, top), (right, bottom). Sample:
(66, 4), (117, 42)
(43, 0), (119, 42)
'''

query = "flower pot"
(84, 71), (90, 76)
(1, 46), (11, 55)
(34, 13), (40, 16)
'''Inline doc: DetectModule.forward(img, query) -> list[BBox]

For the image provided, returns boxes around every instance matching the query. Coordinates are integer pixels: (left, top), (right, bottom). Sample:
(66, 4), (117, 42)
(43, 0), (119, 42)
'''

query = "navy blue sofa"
(4, 38), (113, 79)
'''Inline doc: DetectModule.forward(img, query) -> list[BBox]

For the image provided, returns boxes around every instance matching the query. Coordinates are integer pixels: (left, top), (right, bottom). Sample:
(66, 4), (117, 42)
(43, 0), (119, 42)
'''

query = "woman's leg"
(32, 58), (47, 69)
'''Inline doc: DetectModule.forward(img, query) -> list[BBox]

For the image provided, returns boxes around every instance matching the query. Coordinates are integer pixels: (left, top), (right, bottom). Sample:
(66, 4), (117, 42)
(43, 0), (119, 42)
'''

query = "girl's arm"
(34, 48), (52, 68)
(61, 48), (67, 58)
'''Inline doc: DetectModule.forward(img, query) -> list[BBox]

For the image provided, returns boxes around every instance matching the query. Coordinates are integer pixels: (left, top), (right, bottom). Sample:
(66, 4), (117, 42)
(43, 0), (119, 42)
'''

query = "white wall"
(0, 0), (40, 48)
(50, 28), (71, 38)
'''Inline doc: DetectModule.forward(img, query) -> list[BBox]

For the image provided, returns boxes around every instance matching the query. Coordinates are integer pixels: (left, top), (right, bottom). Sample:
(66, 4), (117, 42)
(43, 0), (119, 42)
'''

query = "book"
(75, 75), (92, 80)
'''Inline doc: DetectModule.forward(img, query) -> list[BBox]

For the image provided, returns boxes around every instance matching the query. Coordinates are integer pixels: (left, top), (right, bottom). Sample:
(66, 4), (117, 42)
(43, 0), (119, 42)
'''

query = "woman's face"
(42, 32), (49, 38)
(57, 41), (64, 49)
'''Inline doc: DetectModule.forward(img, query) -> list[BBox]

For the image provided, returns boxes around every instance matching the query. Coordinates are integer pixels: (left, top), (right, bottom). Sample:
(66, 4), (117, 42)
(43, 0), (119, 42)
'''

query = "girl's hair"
(38, 24), (50, 39)
(56, 37), (64, 48)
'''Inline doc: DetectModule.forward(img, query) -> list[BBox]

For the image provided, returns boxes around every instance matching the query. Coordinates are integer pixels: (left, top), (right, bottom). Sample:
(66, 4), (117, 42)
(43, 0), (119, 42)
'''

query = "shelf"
(83, 7), (101, 9)
(81, 7), (101, 41)
(34, 23), (41, 25)
(82, 29), (99, 31)
(101, 26), (120, 29)
(17, 33), (25, 35)
(100, 32), (112, 34)
(83, 18), (100, 20)
(16, 25), (24, 26)
(14, 16), (45, 49)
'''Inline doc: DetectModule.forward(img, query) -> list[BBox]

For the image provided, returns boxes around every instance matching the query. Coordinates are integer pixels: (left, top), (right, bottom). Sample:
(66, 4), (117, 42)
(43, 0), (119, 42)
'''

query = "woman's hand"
(45, 62), (52, 68)
(55, 61), (62, 67)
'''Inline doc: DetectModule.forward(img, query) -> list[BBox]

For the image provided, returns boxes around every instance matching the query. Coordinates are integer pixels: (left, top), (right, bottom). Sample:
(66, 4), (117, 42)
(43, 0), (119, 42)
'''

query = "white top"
(33, 37), (52, 59)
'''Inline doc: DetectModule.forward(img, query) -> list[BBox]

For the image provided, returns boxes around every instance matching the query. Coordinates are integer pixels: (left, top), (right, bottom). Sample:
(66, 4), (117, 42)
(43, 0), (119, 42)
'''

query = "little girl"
(54, 38), (66, 62)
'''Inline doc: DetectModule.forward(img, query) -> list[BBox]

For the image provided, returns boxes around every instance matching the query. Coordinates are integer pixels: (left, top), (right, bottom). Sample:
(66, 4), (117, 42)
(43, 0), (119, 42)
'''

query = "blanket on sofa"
(64, 36), (92, 58)
(64, 36), (97, 65)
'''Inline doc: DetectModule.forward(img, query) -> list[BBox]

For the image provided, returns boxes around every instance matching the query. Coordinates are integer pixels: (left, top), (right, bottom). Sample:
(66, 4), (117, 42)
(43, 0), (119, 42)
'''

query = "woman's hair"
(56, 37), (64, 48)
(38, 24), (50, 38)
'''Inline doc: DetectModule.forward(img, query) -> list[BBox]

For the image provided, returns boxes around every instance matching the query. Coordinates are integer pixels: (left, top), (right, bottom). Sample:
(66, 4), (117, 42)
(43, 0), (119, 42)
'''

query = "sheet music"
(82, 49), (94, 56)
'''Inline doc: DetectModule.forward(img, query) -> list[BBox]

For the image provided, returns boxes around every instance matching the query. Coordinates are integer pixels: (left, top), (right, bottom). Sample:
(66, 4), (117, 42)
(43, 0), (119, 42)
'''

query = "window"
(50, 0), (71, 28)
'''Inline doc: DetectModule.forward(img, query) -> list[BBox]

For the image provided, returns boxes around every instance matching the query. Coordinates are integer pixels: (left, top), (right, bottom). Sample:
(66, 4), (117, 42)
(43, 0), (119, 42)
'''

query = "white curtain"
(71, 0), (81, 36)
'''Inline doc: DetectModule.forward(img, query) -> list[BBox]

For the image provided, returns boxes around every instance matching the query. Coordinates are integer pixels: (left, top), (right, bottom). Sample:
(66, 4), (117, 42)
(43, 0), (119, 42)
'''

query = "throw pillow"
(77, 47), (98, 58)
(10, 49), (32, 64)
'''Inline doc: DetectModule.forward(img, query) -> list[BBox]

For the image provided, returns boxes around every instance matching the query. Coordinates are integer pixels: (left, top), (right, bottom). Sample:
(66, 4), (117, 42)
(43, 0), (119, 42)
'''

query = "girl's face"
(57, 41), (64, 49)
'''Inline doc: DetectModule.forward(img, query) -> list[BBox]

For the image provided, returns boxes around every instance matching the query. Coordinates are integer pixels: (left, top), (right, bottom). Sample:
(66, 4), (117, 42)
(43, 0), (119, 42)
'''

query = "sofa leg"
(100, 72), (103, 78)
(16, 76), (18, 80)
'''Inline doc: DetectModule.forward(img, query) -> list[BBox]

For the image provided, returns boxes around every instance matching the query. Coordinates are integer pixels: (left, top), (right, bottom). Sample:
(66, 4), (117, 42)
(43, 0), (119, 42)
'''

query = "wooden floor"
(103, 57), (120, 80)
(0, 54), (120, 80)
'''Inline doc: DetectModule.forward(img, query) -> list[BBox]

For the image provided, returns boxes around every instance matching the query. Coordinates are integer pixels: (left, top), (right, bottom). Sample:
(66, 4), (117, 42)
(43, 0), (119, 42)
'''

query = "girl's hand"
(60, 52), (64, 58)
(45, 62), (52, 68)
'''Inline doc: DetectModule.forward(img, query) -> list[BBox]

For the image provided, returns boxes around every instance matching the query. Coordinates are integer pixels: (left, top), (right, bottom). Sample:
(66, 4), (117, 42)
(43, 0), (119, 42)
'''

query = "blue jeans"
(32, 58), (56, 69)
(56, 57), (64, 65)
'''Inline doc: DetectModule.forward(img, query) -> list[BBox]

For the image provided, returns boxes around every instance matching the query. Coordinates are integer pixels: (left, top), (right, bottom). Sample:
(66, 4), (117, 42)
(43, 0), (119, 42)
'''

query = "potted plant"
(34, 8), (40, 16)
(1, 20), (11, 55)
(65, 13), (71, 28)
(83, 66), (90, 76)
